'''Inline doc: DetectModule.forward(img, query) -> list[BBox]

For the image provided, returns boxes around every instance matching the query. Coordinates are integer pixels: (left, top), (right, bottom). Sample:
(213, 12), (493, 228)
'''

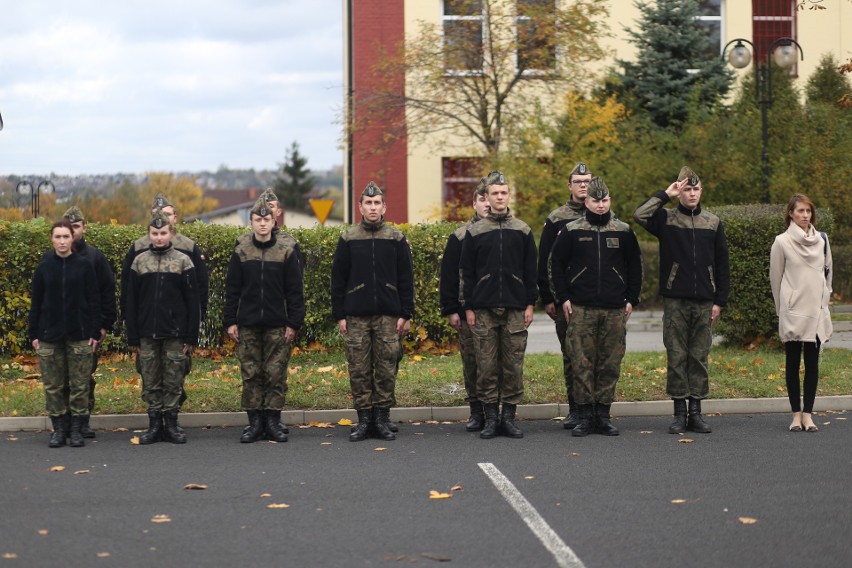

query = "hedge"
(0, 208), (841, 353)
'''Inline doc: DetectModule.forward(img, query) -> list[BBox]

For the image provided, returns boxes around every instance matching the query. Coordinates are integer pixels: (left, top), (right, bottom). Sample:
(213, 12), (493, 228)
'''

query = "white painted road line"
(478, 462), (585, 568)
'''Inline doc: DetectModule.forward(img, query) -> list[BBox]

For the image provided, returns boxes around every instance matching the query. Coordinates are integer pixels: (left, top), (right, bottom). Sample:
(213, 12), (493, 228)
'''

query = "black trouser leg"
(802, 340), (820, 414)
(785, 341), (803, 412)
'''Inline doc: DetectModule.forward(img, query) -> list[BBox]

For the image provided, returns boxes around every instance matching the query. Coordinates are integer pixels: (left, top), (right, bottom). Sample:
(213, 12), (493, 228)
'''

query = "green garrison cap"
(260, 188), (279, 203)
(484, 170), (508, 187)
(62, 206), (85, 223)
(250, 196), (272, 217)
(474, 177), (488, 197)
(151, 193), (174, 210)
(569, 162), (590, 178)
(586, 177), (609, 200)
(361, 181), (384, 198)
(149, 209), (172, 230)
(677, 166), (700, 187)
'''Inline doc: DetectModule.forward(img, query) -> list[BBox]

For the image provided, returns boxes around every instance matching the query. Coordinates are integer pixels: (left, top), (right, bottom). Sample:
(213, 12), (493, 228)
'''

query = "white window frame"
(515, 0), (557, 76)
(689, 0), (725, 74)
(442, 0), (485, 76)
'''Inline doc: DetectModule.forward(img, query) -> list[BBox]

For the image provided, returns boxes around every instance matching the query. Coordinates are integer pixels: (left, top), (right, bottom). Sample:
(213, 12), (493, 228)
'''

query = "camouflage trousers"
(457, 318), (479, 403)
(565, 305), (626, 405)
(343, 315), (402, 410)
(470, 308), (527, 405)
(37, 339), (92, 417)
(553, 309), (575, 402)
(61, 351), (98, 413)
(663, 298), (713, 399)
(237, 326), (292, 410)
(138, 337), (187, 412)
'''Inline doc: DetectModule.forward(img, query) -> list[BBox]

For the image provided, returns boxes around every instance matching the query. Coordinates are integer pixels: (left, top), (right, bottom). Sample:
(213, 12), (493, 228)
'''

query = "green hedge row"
(0, 207), (839, 354)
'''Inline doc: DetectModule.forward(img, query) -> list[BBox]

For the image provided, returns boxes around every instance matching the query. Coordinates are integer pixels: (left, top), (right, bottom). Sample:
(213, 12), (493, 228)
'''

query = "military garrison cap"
(149, 209), (172, 230)
(361, 181), (384, 198)
(250, 196), (273, 218)
(484, 170), (507, 187)
(260, 188), (279, 203)
(62, 206), (85, 223)
(586, 177), (609, 200)
(474, 177), (488, 197)
(151, 193), (174, 210)
(569, 162), (590, 179)
(677, 166), (700, 187)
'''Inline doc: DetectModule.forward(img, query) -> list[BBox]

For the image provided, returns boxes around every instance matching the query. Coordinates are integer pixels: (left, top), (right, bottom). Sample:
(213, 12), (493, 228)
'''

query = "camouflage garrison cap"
(484, 170), (508, 187)
(250, 197), (273, 218)
(62, 206), (85, 223)
(361, 181), (384, 198)
(149, 209), (172, 230)
(260, 188), (279, 203)
(569, 162), (590, 179)
(677, 166), (700, 187)
(586, 177), (609, 200)
(473, 177), (489, 197)
(151, 193), (174, 210)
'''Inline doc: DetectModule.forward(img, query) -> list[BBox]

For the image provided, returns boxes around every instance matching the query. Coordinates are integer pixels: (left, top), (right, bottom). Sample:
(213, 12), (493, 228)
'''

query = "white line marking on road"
(478, 462), (585, 568)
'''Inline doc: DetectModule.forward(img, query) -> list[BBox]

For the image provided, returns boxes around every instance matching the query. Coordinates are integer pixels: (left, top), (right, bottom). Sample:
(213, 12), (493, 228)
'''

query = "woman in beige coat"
(770, 194), (833, 432)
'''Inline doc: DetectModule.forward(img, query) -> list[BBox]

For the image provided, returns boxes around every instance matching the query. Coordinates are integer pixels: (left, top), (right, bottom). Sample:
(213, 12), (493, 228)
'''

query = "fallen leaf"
(74, 470), (90, 475)
(639, 431), (653, 434)
(260, 493), (271, 498)
(429, 490), (452, 500)
(114, 427), (128, 432)
(337, 418), (353, 426)
(678, 439), (695, 443)
(266, 503), (290, 509)
(567, 452), (579, 457)
(425, 420), (438, 424)
(2, 553), (18, 559)
(38, 530), (49, 535)
(420, 552), (451, 562)
(836, 417), (847, 421)
(524, 476), (535, 480)
(552, 416), (566, 421)
(316, 365), (334, 372)
(738, 517), (758, 525)
(150, 515), (171, 523)
(96, 552), (111, 558)
(320, 442), (332, 446)
(50, 466), (66, 472)
(375, 447), (388, 451)
(450, 485), (463, 492)
(671, 499), (687, 504)
(183, 484), (208, 490)
(130, 436), (140, 445)
(6, 436), (18, 441)
(411, 355), (426, 362)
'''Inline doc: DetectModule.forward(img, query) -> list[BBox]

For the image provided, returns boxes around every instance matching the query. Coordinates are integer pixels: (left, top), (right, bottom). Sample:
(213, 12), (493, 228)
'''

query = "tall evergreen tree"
(615, 0), (733, 129)
(274, 141), (316, 211)
(805, 53), (852, 107)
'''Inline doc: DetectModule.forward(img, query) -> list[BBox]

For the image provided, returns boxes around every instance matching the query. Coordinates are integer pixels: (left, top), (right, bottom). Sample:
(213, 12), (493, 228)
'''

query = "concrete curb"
(2, 395), (851, 432)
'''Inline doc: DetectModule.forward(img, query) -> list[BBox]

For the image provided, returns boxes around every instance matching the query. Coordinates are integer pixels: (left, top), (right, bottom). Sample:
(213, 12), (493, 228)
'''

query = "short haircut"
(785, 194), (816, 228)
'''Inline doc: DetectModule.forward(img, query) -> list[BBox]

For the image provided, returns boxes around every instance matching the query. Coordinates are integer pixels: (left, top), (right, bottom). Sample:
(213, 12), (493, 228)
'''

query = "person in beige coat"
(770, 194), (833, 433)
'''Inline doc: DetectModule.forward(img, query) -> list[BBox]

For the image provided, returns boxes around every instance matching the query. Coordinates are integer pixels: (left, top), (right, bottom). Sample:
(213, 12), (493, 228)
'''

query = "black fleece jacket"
(28, 252), (100, 343)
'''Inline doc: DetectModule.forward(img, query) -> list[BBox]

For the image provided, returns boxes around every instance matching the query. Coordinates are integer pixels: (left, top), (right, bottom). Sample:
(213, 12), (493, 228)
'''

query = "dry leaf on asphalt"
(639, 431), (653, 435)
(50, 466), (66, 472)
(130, 436), (140, 445)
(671, 499), (687, 504)
(320, 442), (332, 446)
(260, 493), (271, 498)
(567, 452), (579, 457)
(151, 515), (171, 523)
(375, 447), (388, 451)
(183, 484), (208, 490)
(6, 436), (18, 441)
(37, 530), (48, 535)
(429, 490), (452, 500)
(74, 470), (90, 475)
(337, 418), (353, 426)
(678, 439), (695, 443)
(266, 503), (290, 509)
(96, 552), (111, 558)
(738, 517), (758, 525)
(2, 554), (19, 559)
(450, 485), (463, 492)
(524, 476), (534, 480)
(421, 552), (451, 562)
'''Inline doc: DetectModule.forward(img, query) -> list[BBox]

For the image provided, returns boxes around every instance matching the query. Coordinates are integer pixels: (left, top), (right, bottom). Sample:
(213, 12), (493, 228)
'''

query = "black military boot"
(562, 400), (580, 430)
(571, 405), (595, 437)
(500, 403), (524, 438)
(241, 409), (265, 443)
(140, 410), (163, 444)
(264, 409), (289, 443)
(69, 415), (86, 447)
(668, 399), (688, 434)
(466, 401), (485, 432)
(62, 412), (72, 438)
(163, 409), (187, 444)
(595, 404), (619, 436)
(349, 409), (372, 442)
(48, 415), (67, 448)
(373, 407), (396, 441)
(79, 415), (96, 439)
(687, 398), (712, 433)
(480, 403), (500, 439)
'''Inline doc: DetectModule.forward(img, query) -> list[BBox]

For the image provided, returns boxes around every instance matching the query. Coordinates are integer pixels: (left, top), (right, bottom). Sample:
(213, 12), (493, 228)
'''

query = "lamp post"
(722, 37), (804, 202)
(15, 180), (56, 218)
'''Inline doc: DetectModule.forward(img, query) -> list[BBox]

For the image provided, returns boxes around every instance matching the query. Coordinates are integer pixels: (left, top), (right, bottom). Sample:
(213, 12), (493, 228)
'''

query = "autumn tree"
(137, 173), (218, 224)
(351, 0), (609, 160)
(274, 141), (316, 212)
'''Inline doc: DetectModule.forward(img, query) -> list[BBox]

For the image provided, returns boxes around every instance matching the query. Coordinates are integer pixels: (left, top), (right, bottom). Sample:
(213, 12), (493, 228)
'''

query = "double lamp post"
(16, 180), (55, 219)
(722, 37), (804, 203)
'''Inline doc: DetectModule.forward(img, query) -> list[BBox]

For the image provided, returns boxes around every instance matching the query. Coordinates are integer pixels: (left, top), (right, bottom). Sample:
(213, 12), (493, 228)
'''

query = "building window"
(752, 0), (796, 62)
(516, 0), (556, 73)
(443, 0), (484, 73)
(442, 157), (482, 221)
(696, 0), (723, 59)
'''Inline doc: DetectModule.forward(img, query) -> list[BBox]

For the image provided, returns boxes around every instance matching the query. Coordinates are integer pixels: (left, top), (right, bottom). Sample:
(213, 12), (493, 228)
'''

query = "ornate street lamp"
(16, 179), (56, 218)
(722, 37), (804, 203)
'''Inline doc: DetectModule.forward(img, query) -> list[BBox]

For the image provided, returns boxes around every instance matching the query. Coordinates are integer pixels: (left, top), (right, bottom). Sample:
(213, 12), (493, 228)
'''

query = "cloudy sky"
(0, 0), (343, 176)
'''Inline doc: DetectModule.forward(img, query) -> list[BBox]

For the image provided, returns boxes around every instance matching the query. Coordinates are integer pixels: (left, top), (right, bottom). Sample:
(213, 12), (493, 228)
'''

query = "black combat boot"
(69, 415), (86, 447)
(241, 409), (265, 443)
(62, 412), (72, 438)
(349, 409), (372, 442)
(264, 409), (289, 443)
(80, 415), (96, 439)
(687, 398), (712, 433)
(500, 403), (524, 438)
(571, 405), (595, 437)
(595, 404), (619, 436)
(668, 399), (688, 434)
(163, 409), (187, 444)
(466, 401), (485, 432)
(48, 415), (67, 448)
(373, 407), (396, 441)
(480, 403), (500, 439)
(562, 400), (580, 430)
(140, 410), (163, 444)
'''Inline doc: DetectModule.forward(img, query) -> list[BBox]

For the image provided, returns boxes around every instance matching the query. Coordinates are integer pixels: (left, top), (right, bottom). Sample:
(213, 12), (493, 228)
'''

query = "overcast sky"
(0, 0), (343, 176)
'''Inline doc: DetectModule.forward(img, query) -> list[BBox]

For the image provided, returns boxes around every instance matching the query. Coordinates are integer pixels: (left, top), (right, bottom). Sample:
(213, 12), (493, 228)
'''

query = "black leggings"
(785, 340), (820, 413)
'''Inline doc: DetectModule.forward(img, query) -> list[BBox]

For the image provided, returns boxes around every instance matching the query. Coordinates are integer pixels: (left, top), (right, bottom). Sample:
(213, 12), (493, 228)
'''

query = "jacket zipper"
(691, 214), (697, 296)
(260, 247), (265, 321)
(154, 253), (162, 338)
(371, 230), (377, 309)
(498, 218), (504, 304)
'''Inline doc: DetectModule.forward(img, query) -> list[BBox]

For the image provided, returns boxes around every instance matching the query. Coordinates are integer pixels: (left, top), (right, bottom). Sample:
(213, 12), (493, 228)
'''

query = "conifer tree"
(275, 141), (316, 211)
(805, 53), (852, 107)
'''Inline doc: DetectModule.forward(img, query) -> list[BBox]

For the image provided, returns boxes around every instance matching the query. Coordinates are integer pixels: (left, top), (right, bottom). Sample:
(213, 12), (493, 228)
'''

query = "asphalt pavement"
(1, 412), (850, 567)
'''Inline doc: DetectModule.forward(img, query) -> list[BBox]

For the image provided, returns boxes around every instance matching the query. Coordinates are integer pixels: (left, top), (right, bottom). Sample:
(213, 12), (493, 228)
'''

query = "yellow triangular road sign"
(309, 199), (335, 225)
